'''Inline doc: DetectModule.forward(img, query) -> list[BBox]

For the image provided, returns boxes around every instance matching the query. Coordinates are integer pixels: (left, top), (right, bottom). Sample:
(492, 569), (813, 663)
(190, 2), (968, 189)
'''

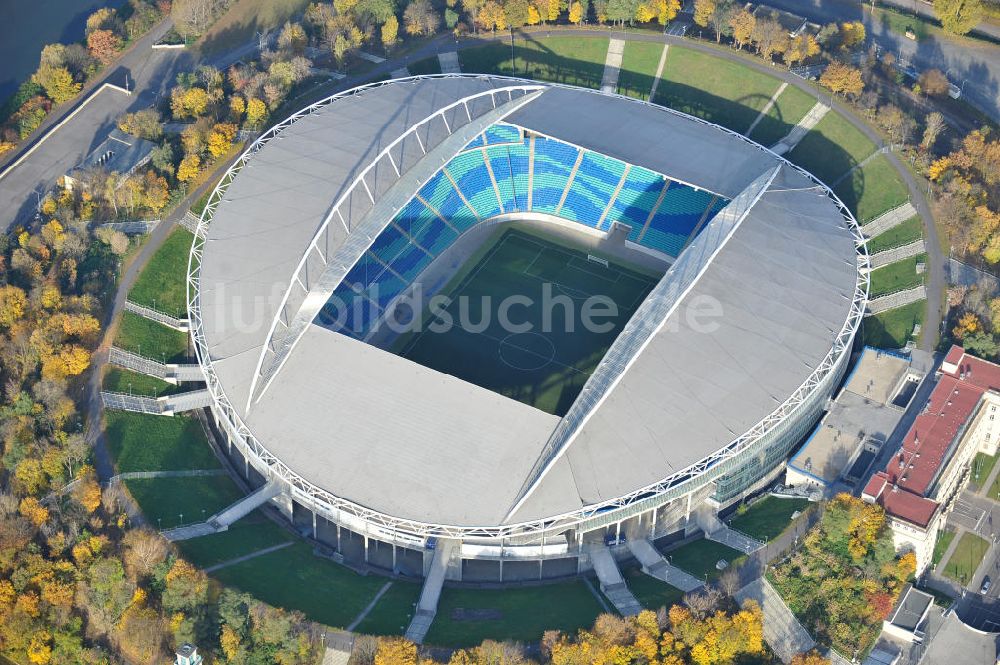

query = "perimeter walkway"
(601, 37), (625, 93)
(770, 102), (830, 155)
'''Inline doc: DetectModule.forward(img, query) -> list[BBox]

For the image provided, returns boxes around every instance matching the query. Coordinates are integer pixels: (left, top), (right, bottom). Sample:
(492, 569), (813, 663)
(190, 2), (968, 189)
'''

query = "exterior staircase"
(588, 544), (643, 616)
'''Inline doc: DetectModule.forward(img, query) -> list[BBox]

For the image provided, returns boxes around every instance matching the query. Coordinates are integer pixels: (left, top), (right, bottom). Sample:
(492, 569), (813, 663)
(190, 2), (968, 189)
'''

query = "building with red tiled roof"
(863, 346), (1000, 573)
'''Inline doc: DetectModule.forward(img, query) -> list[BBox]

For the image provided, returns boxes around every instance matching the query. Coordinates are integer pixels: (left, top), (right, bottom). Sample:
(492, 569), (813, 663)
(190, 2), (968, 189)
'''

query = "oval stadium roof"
(194, 76), (865, 529)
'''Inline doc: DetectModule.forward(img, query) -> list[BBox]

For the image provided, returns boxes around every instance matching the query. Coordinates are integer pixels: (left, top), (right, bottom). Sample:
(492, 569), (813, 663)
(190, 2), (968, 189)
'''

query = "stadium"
(187, 75), (869, 586)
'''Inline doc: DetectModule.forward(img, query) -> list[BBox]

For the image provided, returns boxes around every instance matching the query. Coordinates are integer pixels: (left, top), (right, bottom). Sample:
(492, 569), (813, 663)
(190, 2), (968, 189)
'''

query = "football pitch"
(397, 229), (659, 416)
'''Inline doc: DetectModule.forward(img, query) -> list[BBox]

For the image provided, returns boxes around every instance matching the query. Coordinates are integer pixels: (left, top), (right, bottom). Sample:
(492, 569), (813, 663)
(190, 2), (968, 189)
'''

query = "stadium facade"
(188, 75), (869, 582)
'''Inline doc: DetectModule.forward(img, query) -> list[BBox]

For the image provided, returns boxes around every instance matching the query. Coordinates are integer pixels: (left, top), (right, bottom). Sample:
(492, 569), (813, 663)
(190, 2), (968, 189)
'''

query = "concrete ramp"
(405, 538), (457, 643)
(160, 390), (213, 414)
(697, 511), (764, 554)
(627, 539), (704, 592)
(736, 578), (815, 664)
(162, 522), (218, 542)
(770, 102), (830, 156)
(438, 51), (460, 74)
(212, 480), (283, 528)
(588, 544), (642, 616)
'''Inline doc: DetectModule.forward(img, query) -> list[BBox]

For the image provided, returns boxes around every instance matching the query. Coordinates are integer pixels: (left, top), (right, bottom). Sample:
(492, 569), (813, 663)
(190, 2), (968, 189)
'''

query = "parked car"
(981, 576), (991, 594)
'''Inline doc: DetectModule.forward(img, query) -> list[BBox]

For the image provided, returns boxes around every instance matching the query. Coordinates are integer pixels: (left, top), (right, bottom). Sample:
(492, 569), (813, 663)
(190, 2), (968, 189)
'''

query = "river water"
(0, 0), (126, 103)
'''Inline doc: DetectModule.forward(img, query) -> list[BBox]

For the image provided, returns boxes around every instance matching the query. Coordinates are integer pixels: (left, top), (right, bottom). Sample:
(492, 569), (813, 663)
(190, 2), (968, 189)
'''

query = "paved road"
(757, 0), (1000, 123)
(0, 20), (263, 233)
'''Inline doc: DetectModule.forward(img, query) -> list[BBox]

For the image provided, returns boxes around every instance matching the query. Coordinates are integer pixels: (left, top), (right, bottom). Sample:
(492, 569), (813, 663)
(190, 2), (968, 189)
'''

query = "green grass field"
(789, 112), (878, 186)
(124, 475), (244, 529)
(653, 46), (786, 135)
(176, 512), (293, 568)
(932, 529), (957, 567)
(398, 229), (657, 416)
(942, 532), (990, 584)
(862, 299), (924, 349)
(211, 542), (387, 629)
(408, 56), (442, 76)
(667, 539), (745, 582)
(834, 154), (910, 223)
(458, 37), (611, 88)
(865, 216), (922, 253)
(198, 0), (311, 56)
(617, 41), (664, 100)
(353, 581), (422, 636)
(869, 254), (927, 298)
(728, 496), (811, 542)
(970, 452), (999, 493)
(102, 367), (181, 397)
(872, 6), (931, 41)
(114, 311), (189, 362)
(623, 567), (684, 612)
(748, 83), (816, 147)
(105, 411), (220, 472)
(425, 581), (606, 647)
(987, 465), (1000, 501)
(127, 228), (193, 316)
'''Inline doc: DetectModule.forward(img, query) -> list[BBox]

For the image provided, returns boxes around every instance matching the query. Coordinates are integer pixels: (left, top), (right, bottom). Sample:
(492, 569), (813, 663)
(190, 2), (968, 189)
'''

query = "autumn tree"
(87, 30), (123, 65)
(177, 154), (201, 182)
(404, 0), (443, 34)
(33, 65), (80, 105)
(381, 15), (400, 50)
(730, 8), (755, 50)
(374, 637), (418, 665)
(934, 0), (983, 35)
(117, 108), (163, 140)
(707, 0), (734, 41)
(693, 0), (715, 27)
(785, 33), (820, 69)
(839, 21), (866, 50)
(170, 86), (211, 119)
(569, 1), (583, 23)
(919, 68), (951, 97)
(751, 15), (788, 63)
(792, 651), (831, 665)
(207, 122), (237, 158)
(820, 62), (864, 98)
(920, 110), (946, 148)
(478, 1), (508, 30)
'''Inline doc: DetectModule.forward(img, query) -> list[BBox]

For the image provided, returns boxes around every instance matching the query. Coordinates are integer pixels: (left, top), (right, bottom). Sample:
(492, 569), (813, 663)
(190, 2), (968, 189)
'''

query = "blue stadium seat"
(531, 138), (578, 214)
(605, 166), (665, 234)
(643, 185), (720, 255)
(482, 123), (521, 145)
(560, 151), (626, 226)
(485, 144), (528, 213)
(446, 150), (502, 219)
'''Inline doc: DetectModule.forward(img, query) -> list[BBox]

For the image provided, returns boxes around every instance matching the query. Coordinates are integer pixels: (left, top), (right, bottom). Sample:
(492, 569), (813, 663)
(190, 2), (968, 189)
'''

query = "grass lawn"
(970, 452), (1000, 493)
(425, 581), (605, 647)
(124, 475), (244, 529)
(834, 154), (910, 223)
(748, 83), (816, 147)
(127, 228), (193, 316)
(211, 542), (387, 628)
(868, 254), (927, 298)
(653, 46), (785, 135)
(458, 37), (611, 89)
(932, 529), (957, 567)
(102, 367), (181, 397)
(872, 6), (931, 41)
(197, 0), (311, 56)
(866, 216), (922, 253)
(176, 512), (292, 568)
(728, 496), (811, 542)
(667, 539), (745, 582)
(789, 111), (878, 186)
(114, 311), (189, 362)
(617, 41), (664, 100)
(353, 580), (422, 636)
(408, 56), (442, 76)
(987, 465), (1000, 502)
(942, 532), (990, 585)
(105, 411), (219, 472)
(861, 299), (925, 349)
(397, 229), (656, 416)
(623, 567), (684, 612)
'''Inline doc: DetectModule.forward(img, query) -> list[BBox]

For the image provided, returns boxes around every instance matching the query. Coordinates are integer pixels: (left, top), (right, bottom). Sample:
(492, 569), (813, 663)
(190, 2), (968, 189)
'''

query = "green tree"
(934, 0), (983, 35)
(33, 65), (80, 104)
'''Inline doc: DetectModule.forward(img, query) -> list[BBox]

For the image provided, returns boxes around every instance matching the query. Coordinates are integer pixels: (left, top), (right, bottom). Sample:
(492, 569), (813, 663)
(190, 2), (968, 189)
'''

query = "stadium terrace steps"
(866, 285), (927, 314)
(870, 239), (926, 269)
(862, 201), (917, 234)
(123, 299), (189, 331)
(587, 544), (643, 616)
(406, 538), (458, 643)
(108, 346), (204, 384)
(735, 578), (816, 664)
(627, 539), (705, 593)
(770, 102), (830, 156)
